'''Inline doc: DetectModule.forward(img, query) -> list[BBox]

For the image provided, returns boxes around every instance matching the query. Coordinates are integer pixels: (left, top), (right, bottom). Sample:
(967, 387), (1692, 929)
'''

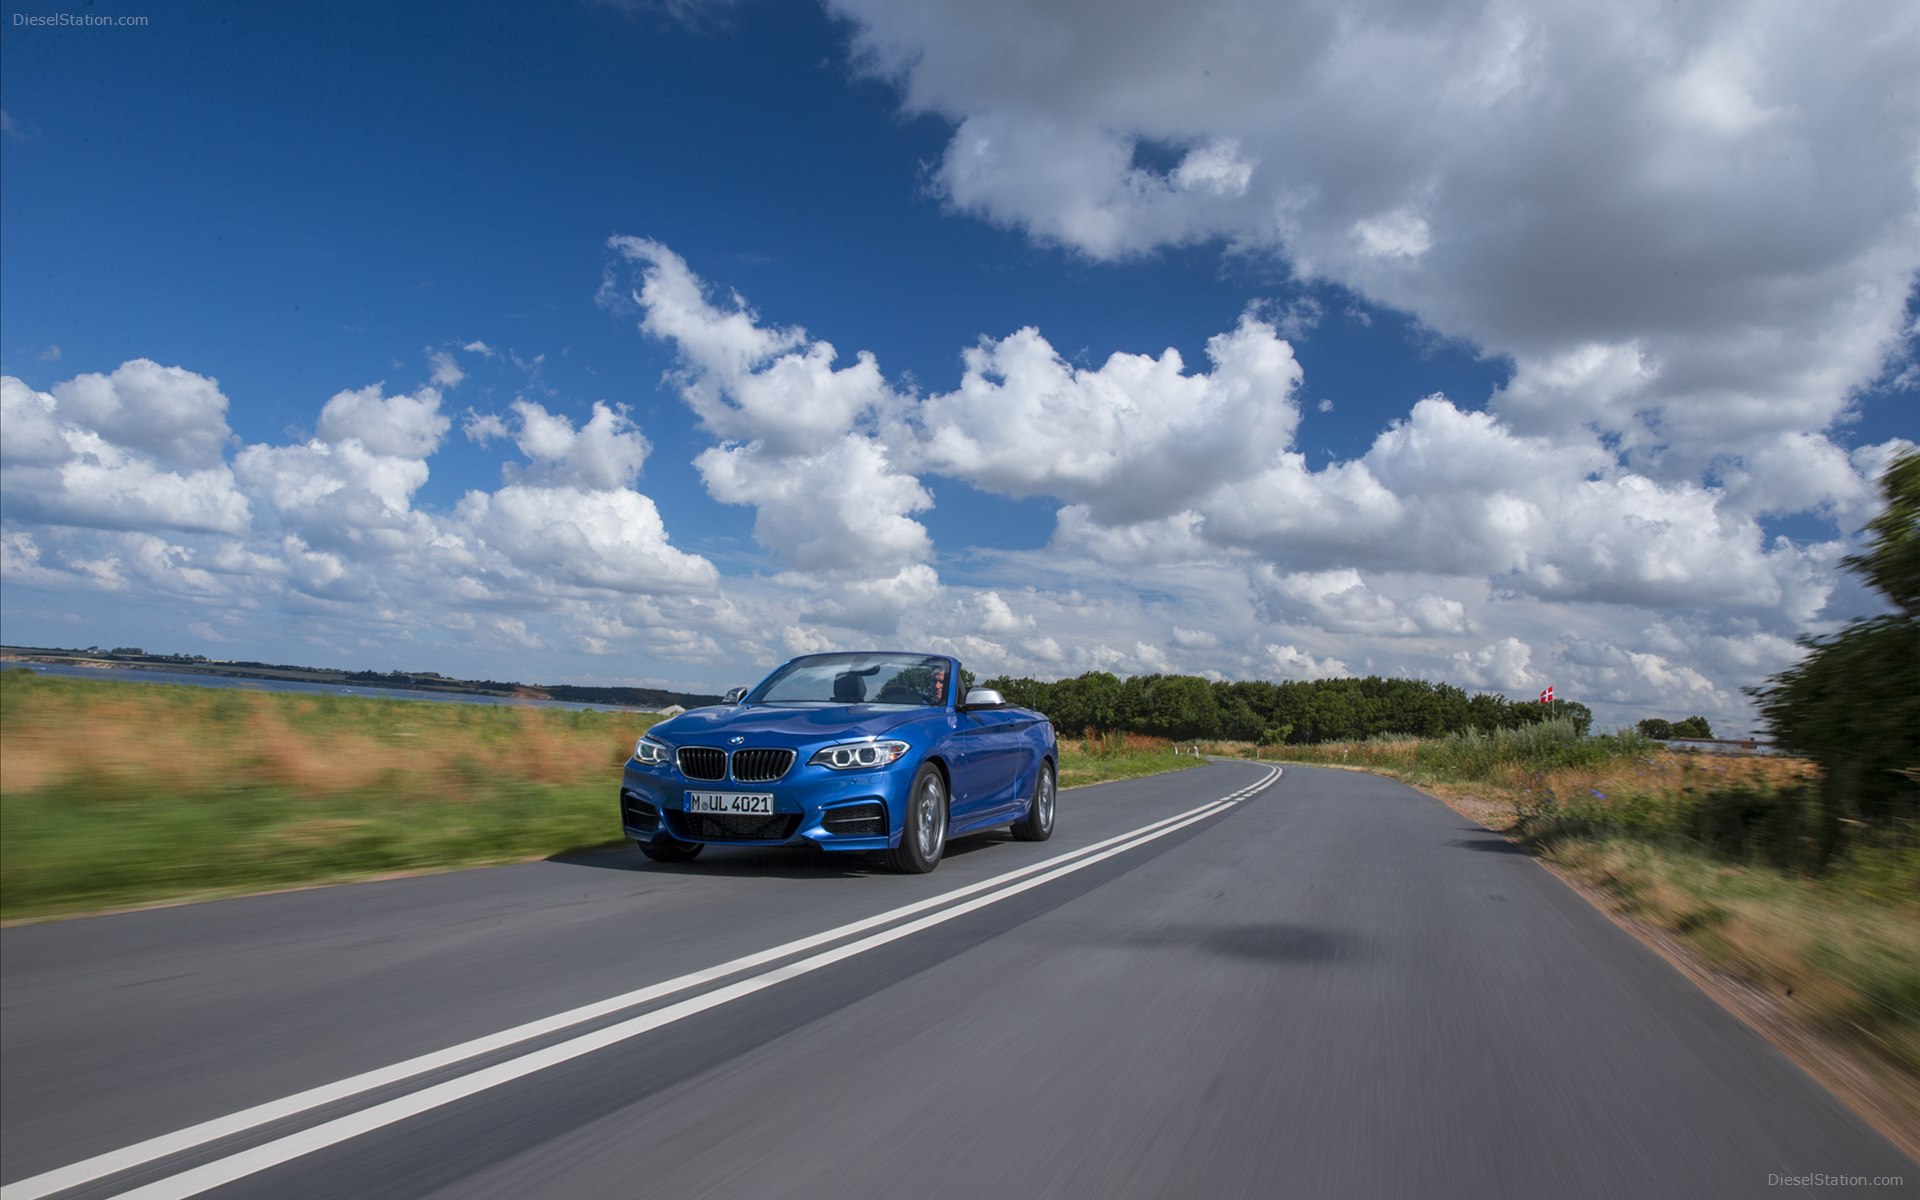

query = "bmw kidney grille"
(674, 746), (793, 783)
(730, 748), (795, 782)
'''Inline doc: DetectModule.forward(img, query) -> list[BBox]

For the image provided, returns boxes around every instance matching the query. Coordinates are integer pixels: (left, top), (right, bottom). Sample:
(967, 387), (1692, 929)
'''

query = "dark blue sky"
(0, 0), (1520, 568)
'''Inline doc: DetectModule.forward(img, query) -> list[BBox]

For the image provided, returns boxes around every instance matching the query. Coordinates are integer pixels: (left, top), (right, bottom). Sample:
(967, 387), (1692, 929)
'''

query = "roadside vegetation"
(1055, 731), (1205, 789)
(0, 673), (1197, 921)
(0, 672), (648, 921)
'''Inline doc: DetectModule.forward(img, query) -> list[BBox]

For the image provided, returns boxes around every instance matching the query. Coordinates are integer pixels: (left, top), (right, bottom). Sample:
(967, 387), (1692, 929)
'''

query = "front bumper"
(619, 757), (912, 852)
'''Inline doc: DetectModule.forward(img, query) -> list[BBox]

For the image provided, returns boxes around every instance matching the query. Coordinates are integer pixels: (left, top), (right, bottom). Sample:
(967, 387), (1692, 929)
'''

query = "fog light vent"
(822, 801), (886, 835)
(621, 790), (660, 833)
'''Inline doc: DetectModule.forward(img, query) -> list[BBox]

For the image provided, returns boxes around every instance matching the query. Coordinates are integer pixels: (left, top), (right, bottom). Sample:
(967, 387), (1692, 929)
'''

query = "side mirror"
(723, 687), (747, 704)
(962, 688), (1006, 710)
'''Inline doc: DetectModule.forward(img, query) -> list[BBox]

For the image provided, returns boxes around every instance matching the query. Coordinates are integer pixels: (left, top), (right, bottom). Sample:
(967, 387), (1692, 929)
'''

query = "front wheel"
(1010, 761), (1055, 842)
(887, 763), (948, 874)
(639, 837), (703, 863)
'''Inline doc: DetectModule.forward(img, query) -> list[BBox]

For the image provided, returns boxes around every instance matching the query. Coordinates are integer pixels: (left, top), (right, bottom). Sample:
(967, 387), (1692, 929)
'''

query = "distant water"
(9, 662), (656, 714)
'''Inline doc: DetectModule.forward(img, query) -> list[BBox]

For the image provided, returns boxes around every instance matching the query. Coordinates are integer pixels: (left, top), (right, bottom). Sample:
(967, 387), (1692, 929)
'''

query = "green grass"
(0, 671), (1199, 921)
(0, 670), (653, 920)
(1056, 730), (1208, 789)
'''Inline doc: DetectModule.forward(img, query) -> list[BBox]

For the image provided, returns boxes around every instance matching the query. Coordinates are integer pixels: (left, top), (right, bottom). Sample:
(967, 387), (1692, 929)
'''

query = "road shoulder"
(1407, 774), (1920, 1164)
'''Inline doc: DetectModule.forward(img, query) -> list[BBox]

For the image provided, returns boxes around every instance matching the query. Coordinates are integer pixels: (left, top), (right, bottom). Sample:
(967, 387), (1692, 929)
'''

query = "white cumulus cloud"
(496, 398), (653, 491)
(911, 312), (1303, 523)
(2, 372), (249, 535)
(460, 485), (718, 594)
(49, 359), (233, 470)
(315, 384), (452, 459)
(696, 434), (932, 573)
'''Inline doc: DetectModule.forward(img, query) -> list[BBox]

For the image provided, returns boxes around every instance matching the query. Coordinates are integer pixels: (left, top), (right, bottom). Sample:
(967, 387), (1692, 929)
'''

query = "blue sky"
(2, 0), (1915, 733)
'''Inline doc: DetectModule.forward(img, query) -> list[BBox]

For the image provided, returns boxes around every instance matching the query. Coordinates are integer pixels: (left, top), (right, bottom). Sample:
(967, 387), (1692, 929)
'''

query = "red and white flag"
(1539, 686), (1554, 704)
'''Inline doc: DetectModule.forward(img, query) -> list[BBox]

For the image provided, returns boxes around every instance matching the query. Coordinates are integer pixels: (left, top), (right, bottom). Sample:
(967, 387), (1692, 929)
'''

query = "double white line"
(5, 767), (1279, 1200)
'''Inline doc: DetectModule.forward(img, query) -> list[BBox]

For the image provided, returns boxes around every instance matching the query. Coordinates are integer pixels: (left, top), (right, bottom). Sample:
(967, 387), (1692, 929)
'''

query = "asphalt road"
(2, 762), (1911, 1199)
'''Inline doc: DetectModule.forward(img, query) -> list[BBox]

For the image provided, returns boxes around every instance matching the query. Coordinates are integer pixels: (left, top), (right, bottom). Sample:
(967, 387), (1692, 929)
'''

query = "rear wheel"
(886, 763), (948, 874)
(639, 837), (703, 863)
(1010, 760), (1055, 842)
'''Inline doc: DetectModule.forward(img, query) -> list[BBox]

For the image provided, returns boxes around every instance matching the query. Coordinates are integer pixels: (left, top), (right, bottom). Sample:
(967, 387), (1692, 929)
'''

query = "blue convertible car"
(619, 651), (1057, 873)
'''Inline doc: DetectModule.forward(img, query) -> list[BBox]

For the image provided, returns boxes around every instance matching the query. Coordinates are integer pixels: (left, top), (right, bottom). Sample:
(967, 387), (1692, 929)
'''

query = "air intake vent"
(731, 748), (795, 783)
(676, 813), (801, 842)
(822, 801), (886, 835)
(620, 791), (660, 833)
(677, 747), (726, 781)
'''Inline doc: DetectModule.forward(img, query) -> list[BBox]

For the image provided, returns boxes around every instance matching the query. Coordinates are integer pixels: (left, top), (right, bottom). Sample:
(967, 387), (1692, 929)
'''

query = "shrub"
(1755, 450), (1919, 838)
(1411, 718), (1653, 780)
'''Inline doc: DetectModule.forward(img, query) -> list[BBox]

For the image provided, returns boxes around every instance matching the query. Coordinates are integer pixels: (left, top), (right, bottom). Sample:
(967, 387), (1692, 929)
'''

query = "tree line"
(979, 670), (1593, 743)
(1635, 716), (1714, 740)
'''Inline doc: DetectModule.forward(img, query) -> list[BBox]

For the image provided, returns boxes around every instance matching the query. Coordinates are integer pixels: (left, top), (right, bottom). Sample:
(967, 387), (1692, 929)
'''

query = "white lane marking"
(107, 783), (1269, 1200)
(3, 766), (1279, 1200)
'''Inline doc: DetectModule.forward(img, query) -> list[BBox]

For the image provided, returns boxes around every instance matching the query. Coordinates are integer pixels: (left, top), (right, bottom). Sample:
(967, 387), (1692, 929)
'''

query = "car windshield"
(748, 653), (952, 707)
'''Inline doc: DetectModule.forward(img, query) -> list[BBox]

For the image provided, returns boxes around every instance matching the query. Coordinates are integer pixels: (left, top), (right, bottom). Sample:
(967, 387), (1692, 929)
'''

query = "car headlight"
(633, 736), (673, 766)
(809, 740), (911, 770)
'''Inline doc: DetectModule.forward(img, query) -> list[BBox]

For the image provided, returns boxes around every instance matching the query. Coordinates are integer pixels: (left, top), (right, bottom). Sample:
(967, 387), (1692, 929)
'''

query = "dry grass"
(1, 681), (630, 799)
(0, 671), (652, 920)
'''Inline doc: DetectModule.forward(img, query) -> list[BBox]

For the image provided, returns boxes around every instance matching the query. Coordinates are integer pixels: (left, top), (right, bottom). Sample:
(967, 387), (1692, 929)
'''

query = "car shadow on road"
(1448, 832), (1536, 856)
(1116, 923), (1352, 964)
(546, 831), (1013, 880)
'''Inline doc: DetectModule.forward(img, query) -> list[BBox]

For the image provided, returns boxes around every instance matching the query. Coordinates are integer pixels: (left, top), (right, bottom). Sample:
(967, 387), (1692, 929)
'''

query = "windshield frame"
(745, 652), (957, 709)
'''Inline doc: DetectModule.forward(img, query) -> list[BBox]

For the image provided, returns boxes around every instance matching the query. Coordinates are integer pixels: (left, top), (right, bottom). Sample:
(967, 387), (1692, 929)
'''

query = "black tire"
(1010, 760), (1055, 842)
(638, 837), (704, 863)
(886, 763), (949, 874)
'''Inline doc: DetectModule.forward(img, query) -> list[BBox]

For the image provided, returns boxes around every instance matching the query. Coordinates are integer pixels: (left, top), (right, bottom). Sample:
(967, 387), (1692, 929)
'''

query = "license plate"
(686, 791), (774, 815)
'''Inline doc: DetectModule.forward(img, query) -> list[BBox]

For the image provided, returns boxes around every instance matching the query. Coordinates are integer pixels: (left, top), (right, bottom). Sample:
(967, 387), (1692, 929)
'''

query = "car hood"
(651, 704), (937, 745)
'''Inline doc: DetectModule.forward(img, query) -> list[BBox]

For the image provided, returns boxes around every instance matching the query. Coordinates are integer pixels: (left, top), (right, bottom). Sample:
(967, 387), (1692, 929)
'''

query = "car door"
(947, 710), (1005, 827)
(983, 710), (1044, 820)
(950, 708), (1032, 826)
